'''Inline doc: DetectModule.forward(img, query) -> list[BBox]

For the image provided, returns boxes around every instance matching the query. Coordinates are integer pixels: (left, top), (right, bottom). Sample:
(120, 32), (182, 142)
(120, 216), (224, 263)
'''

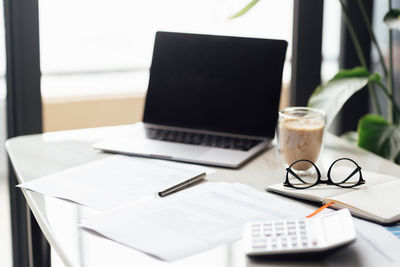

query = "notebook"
(93, 31), (288, 168)
(267, 168), (400, 224)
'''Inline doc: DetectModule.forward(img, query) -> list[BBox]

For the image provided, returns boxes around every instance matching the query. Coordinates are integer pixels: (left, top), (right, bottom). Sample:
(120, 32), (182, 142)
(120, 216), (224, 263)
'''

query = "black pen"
(158, 172), (206, 197)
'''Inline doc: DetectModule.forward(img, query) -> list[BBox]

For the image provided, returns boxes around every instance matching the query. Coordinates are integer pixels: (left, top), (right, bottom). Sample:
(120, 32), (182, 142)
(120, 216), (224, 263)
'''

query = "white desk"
(6, 125), (400, 267)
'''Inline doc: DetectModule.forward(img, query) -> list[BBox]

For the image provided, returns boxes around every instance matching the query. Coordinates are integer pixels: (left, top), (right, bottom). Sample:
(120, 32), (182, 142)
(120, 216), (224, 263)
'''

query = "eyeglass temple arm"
(339, 167), (361, 183)
(286, 168), (309, 184)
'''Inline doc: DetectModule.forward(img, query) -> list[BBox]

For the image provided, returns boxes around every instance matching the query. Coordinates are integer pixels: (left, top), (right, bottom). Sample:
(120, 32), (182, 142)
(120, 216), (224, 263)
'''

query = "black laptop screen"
(143, 32), (287, 138)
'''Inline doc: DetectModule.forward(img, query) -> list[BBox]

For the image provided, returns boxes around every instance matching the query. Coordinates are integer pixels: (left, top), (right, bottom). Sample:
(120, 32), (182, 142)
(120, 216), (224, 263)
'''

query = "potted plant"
(231, 0), (400, 164)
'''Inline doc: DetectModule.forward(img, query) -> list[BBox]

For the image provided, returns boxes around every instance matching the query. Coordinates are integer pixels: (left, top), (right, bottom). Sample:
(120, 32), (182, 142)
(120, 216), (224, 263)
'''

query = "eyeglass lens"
(328, 158), (361, 187)
(287, 160), (319, 189)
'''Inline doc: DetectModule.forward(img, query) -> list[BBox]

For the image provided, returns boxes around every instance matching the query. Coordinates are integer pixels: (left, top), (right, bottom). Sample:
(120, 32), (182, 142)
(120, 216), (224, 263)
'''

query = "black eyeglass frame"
(284, 158), (365, 189)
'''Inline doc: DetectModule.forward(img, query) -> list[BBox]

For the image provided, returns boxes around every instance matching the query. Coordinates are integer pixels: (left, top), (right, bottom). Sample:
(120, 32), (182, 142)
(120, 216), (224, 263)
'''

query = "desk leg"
(28, 208), (51, 267)
(9, 165), (50, 267)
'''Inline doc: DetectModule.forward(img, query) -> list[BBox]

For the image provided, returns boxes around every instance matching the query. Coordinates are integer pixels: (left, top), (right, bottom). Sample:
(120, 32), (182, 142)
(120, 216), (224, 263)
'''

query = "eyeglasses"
(284, 158), (365, 189)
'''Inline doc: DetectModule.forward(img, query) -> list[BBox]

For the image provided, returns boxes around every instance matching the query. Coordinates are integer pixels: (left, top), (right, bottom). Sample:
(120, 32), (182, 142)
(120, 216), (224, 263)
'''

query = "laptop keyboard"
(145, 127), (262, 151)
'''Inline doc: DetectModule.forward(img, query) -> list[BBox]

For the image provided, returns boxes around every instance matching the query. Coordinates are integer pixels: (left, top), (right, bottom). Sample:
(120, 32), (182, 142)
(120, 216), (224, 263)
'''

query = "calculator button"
(264, 232), (272, 237)
(252, 241), (267, 246)
(276, 230), (284, 235)
(252, 244), (267, 249)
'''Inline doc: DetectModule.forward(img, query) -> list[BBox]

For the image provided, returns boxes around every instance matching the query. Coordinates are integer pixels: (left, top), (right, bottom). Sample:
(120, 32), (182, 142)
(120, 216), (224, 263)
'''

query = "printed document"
(80, 182), (315, 261)
(80, 181), (400, 263)
(324, 218), (400, 267)
(18, 155), (213, 210)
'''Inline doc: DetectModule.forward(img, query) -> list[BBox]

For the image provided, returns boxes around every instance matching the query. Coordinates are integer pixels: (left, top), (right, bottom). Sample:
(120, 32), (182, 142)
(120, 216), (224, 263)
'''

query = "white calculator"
(243, 209), (356, 256)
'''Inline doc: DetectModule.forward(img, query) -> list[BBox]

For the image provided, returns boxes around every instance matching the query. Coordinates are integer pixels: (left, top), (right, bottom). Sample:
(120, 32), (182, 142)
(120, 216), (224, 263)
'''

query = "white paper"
(324, 218), (400, 267)
(80, 182), (315, 261)
(18, 155), (213, 210)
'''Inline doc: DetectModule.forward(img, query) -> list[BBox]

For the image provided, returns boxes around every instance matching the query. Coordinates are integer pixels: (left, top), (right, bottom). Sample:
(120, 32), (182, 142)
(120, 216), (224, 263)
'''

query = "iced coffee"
(277, 107), (326, 170)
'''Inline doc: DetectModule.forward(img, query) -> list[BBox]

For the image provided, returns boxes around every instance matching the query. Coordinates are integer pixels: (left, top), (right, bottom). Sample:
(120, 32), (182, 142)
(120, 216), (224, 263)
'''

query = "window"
(40, 0), (293, 74)
(39, 0), (294, 131)
(321, 0), (341, 82)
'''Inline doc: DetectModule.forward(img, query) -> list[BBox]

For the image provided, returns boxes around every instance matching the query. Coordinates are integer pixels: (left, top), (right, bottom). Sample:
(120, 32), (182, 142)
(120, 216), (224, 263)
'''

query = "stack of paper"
(80, 182), (315, 261)
(79, 182), (400, 264)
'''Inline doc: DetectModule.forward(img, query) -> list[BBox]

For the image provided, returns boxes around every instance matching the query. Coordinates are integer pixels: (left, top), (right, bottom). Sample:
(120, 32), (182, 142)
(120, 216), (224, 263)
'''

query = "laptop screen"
(143, 32), (287, 138)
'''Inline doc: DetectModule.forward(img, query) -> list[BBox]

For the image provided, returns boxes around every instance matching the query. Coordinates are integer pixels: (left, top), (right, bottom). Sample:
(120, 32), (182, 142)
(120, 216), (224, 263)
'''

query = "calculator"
(243, 209), (356, 256)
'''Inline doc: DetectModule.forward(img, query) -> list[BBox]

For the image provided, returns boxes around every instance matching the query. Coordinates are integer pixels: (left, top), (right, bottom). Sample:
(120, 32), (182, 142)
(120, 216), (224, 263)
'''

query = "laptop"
(93, 31), (287, 168)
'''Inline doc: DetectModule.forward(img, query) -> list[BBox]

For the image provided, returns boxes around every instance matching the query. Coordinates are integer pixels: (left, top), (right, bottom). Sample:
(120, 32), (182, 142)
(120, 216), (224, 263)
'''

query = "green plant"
(231, 0), (400, 164)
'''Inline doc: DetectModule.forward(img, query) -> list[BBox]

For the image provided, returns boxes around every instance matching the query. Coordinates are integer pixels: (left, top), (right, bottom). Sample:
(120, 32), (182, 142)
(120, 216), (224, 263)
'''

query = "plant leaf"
(358, 114), (400, 163)
(384, 9), (400, 30)
(368, 72), (382, 83)
(229, 0), (260, 19)
(308, 68), (369, 128)
(329, 67), (370, 82)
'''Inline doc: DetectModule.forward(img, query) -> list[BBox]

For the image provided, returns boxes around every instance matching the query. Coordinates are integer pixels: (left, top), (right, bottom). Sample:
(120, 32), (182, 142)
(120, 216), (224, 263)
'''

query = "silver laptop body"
(94, 32), (287, 168)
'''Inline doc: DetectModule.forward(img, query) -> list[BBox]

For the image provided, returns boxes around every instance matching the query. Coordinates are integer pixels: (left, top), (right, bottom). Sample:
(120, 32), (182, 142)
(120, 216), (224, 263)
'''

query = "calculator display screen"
(322, 215), (344, 243)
